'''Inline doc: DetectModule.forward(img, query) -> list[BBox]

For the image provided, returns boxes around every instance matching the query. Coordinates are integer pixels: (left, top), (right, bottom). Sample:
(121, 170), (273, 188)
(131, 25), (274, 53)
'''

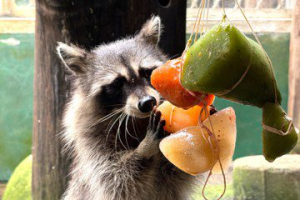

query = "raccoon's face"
(57, 16), (166, 119)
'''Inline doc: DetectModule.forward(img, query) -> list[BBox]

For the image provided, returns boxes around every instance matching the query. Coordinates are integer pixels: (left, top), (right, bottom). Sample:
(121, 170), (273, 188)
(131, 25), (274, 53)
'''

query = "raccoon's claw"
(137, 110), (166, 157)
(156, 119), (166, 139)
(148, 109), (166, 140)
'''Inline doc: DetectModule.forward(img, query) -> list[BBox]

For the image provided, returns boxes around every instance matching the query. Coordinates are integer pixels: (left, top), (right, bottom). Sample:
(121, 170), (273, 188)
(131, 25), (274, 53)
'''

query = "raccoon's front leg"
(136, 110), (165, 158)
(98, 110), (165, 200)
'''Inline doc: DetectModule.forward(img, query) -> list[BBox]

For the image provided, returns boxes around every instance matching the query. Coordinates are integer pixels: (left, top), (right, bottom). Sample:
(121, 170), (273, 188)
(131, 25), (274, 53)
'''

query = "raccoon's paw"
(147, 109), (166, 140)
(136, 109), (166, 157)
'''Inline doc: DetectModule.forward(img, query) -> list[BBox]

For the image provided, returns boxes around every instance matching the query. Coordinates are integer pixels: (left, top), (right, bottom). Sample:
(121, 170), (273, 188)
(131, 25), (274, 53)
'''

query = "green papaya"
(181, 21), (281, 108)
(262, 103), (298, 162)
(180, 21), (298, 161)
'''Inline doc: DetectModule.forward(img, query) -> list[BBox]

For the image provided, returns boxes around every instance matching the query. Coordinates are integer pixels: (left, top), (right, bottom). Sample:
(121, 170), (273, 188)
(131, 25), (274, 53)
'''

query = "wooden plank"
(0, 18), (34, 33)
(1, 0), (13, 15)
(188, 8), (293, 19)
(187, 8), (293, 33)
(0, 2), (35, 18)
(0, 7), (294, 34)
(11, 6), (35, 18)
(32, 0), (186, 199)
(288, 0), (300, 153)
(186, 18), (292, 33)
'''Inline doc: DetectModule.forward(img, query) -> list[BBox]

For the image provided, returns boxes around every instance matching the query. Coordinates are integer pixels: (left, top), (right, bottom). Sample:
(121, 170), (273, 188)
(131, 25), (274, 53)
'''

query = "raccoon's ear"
(56, 42), (88, 75)
(137, 16), (162, 45)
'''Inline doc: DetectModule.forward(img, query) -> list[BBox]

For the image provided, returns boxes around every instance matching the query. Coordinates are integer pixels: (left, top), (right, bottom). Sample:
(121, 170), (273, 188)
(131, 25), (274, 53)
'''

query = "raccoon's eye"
(112, 76), (126, 88)
(140, 68), (155, 81)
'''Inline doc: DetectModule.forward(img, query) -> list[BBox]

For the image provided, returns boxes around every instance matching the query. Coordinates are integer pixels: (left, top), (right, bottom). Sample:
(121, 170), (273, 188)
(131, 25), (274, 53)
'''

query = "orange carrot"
(157, 101), (210, 133)
(151, 58), (215, 108)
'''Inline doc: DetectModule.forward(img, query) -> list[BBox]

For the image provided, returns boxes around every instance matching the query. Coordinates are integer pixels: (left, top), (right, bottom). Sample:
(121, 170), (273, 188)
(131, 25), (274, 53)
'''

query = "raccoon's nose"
(138, 96), (157, 113)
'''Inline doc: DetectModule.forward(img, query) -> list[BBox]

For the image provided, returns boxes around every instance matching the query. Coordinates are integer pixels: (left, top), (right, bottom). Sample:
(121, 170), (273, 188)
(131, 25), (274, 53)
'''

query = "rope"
(205, 0), (210, 33)
(200, 116), (226, 200)
(221, 0), (226, 15)
(262, 121), (293, 136)
(194, 0), (206, 42)
(234, 0), (279, 104)
(180, 1), (227, 199)
(177, 2), (283, 199)
(218, 57), (252, 96)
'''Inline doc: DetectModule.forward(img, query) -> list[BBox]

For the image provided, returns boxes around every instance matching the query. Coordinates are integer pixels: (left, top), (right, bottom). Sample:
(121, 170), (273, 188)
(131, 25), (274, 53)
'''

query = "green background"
(0, 34), (34, 180)
(0, 33), (290, 180)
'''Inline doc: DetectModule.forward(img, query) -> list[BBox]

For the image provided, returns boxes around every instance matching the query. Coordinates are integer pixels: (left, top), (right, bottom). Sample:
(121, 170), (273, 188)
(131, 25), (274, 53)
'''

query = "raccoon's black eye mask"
(111, 76), (127, 88)
(102, 76), (127, 94)
(96, 77), (127, 110)
(139, 67), (156, 82)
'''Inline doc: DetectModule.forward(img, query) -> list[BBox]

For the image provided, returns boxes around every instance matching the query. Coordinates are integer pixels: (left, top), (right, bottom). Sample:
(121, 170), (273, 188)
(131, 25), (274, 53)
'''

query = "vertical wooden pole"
(2, 0), (13, 15)
(288, 0), (300, 153)
(33, 1), (69, 199)
(32, 0), (187, 199)
(245, 0), (257, 8)
(0, 0), (2, 14)
(255, 0), (275, 9)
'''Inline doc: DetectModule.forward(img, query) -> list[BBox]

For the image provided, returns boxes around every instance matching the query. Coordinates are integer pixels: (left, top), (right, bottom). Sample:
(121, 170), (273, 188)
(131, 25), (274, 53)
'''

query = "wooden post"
(245, 0), (257, 8)
(255, 0), (275, 9)
(288, 0), (300, 153)
(2, 0), (13, 15)
(32, 0), (187, 199)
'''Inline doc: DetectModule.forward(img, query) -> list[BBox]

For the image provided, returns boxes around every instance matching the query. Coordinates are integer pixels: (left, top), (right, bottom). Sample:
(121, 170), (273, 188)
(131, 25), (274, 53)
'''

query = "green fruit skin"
(181, 22), (281, 108)
(3, 155), (32, 200)
(262, 103), (298, 162)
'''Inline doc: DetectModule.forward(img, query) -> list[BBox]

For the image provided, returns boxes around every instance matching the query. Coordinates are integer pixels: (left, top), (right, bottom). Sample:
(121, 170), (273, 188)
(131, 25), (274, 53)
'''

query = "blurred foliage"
(0, 34), (34, 180)
(2, 155), (32, 200)
(15, 0), (30, 6)
(192, 183), (233, 200)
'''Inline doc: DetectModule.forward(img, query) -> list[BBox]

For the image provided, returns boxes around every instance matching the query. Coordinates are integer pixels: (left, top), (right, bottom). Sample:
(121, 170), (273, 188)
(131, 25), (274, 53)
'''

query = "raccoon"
(57, 16), (200, 200)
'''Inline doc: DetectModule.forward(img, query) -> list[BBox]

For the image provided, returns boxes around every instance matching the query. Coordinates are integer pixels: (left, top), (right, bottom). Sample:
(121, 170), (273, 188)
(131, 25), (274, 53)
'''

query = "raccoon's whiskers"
(124, 115), (130, 149)
(113, 113), (125, 150)
(126, 115), (138, 140)
(106, 112), (124, 146)
(120, 114), (128, 149)
(81, 109), (123, 142)
(132, 117), (140, 142)
(104, 104), (126, 108)
(81, 108), (124, 144)
(115, 113), (128, 150)
(98, 112), (119, 123)
(98, 108), (124, 123)
(106, 109), (125, 133)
